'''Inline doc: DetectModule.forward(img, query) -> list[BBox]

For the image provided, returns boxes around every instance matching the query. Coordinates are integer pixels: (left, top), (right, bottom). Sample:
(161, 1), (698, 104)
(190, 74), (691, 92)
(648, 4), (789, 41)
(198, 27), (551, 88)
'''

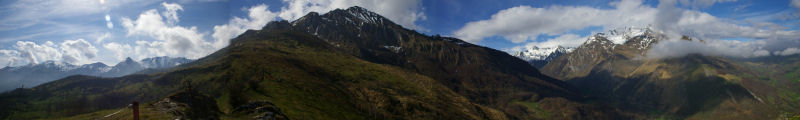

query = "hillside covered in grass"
(0, 6), (632, 119)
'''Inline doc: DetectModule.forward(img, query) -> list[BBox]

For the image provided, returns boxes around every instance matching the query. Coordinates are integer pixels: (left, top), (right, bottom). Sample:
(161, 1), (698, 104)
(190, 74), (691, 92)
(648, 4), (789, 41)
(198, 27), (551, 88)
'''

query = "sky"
(0, 0), (799, 67)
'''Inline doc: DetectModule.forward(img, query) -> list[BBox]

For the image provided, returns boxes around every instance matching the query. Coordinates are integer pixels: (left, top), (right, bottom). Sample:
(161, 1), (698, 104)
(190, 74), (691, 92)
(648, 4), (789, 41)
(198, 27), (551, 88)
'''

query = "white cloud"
(161, 2), (184, 25)
(120, 2), (214, 59)
(0, 50), (23, 67)
(14, 41), (61, 64)
(59, 39), (98, 64)
(108, 3), (289, 62)
(775, 47), (800, 56)
(277, 0), (427, 30)
(531, 34), (586, 48)
(95, 32), (111, 43)
(454, 0), (656, 43)
(212, 4), (278, 48)
(792, 0), (800, 9)
(103, 42), (134, 61)
(0, 39), (99, 66)
(105, 14), (114, 29)
(457, 0), (800, 58)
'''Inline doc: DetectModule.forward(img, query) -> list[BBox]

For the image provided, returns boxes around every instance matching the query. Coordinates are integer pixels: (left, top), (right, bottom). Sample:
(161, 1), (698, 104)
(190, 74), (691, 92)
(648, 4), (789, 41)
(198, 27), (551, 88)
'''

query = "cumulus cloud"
(59, 39), (99, 64)
(117, 2), (287, 61)
(775, 47), (800, 56)
(459, 0), (800, 58)
(0, 50), (23, 66)
(120, 2), (213, 59)
(793, 0), (800, 9)
(14, 41), (62, 64)
(0, 39), (99, 66)
(212, 4), (278, 48)
(103, 42), (134, 61)
(529, 34), (587, 48)
(454, 0), (655, 43)
(277, 0), (427, 30)
(161, 2), (184, 25)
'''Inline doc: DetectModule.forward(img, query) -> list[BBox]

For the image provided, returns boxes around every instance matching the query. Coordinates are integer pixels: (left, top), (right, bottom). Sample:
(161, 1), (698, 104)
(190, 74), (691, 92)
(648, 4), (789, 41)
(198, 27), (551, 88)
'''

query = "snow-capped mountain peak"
(591, 25), (653, 45)
(512, 45), (574, 61)
(510, 26), (657, 68)
(37, 61), (78, 71)
(510, 45), (575, 68)
(345, 6), (386, 25)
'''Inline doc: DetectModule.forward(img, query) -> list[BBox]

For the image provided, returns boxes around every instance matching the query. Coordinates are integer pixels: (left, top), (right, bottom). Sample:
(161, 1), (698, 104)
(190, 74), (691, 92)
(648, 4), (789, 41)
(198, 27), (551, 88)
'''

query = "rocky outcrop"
(153, 89), (221, 120)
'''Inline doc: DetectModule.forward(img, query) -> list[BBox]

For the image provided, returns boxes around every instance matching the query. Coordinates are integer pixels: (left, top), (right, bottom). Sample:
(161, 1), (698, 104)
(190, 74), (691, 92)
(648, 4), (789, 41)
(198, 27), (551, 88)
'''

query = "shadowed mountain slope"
(0, 6), (631, 120)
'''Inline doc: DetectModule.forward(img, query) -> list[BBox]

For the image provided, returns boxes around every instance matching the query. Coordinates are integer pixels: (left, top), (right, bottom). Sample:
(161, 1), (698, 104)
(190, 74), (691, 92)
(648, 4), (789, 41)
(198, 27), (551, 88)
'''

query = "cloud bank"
(0, 39), (98, 66)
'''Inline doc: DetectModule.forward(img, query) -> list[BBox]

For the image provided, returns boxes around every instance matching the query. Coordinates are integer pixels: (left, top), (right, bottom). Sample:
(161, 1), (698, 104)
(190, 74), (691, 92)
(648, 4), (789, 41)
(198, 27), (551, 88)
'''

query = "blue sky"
(1, 0), (799, 66)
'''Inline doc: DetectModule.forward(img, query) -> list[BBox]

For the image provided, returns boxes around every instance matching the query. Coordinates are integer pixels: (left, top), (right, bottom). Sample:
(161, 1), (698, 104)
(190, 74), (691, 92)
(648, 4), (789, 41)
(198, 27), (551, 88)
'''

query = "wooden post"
(132, 101), (139, 120)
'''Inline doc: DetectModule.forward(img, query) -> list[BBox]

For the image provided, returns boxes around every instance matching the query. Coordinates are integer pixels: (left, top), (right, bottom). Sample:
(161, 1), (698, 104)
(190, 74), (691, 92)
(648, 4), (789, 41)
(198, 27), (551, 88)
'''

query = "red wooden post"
(132, 101), (139, 120)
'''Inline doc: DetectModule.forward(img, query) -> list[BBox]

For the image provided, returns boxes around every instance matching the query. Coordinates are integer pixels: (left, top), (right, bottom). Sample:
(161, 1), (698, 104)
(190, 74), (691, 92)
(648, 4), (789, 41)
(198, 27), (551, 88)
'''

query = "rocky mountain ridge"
(540, 25), (795, 119)
(0, 6), (631, 119)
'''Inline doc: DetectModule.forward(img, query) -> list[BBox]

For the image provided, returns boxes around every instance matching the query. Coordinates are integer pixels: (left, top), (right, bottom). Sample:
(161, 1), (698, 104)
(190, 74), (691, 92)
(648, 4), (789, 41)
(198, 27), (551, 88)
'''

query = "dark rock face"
(231, 101), (289, 120)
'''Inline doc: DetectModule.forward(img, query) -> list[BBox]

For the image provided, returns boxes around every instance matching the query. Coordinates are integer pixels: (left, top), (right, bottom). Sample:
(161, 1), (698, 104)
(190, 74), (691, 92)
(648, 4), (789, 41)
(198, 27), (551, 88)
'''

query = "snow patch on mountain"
(591, 26), (653, 45)
(345, 6), (385, 25)
(140, 56), (193, 69)
(511, 46), (575, 61)
(383, 45), (402, 53)
(510, 26), (656, 68)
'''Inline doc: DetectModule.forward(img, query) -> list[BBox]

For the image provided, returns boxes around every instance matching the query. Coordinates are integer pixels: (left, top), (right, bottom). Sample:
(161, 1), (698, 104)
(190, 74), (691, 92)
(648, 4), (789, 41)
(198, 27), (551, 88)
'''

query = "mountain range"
(1, 5), (798, 120)
(534, 25), (800, 119)
(0, 6), (632, 119)
(0, 56), (192, 92)
(510, 46), (574, 68)
(510, 26), (653, 69)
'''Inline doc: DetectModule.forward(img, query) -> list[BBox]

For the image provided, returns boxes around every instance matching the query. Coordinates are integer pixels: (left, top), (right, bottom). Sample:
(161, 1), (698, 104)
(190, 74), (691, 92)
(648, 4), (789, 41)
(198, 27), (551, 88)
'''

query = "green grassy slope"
(1, 6), (635, 119)
(0, 30), (507, 119)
